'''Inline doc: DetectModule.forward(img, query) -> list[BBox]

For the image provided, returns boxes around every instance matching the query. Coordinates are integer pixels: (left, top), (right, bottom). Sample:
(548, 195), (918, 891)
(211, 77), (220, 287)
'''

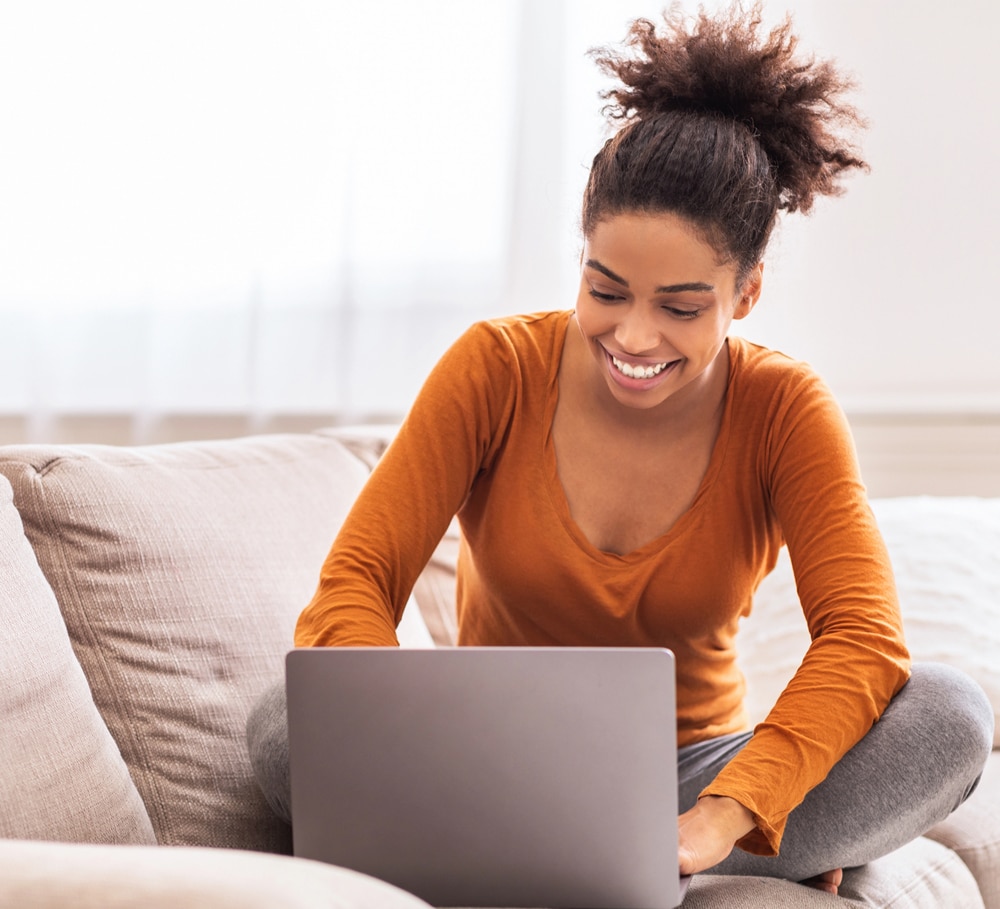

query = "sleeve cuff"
(698, 786), (786, 857)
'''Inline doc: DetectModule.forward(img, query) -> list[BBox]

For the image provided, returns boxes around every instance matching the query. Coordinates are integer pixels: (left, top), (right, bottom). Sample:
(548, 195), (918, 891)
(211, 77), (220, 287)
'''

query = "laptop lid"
(286, 646), (687, 909)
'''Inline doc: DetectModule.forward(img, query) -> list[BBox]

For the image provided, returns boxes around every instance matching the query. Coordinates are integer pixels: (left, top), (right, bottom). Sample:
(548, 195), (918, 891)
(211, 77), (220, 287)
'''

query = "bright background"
(1, 0), (998, 442)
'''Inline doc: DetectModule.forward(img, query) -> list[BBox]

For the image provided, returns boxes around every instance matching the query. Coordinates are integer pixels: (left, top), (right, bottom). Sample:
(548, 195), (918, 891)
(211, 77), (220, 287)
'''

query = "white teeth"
(612, 355), (670, 379)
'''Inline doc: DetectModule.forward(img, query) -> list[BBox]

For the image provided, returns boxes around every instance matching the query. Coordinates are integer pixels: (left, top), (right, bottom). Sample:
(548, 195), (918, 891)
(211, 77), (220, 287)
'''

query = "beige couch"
(0, 427), (996, 908)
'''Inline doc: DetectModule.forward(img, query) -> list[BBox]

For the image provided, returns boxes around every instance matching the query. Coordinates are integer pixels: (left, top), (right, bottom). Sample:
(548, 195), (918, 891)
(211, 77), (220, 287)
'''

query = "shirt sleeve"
(699, 370), (911, 855)
(294, 321), (519, 648)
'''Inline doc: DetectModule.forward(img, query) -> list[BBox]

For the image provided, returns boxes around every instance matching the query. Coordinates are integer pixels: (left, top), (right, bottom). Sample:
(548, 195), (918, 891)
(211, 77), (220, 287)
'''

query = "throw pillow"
(0, 474), (155, 845)
(0, 432), (418, 853)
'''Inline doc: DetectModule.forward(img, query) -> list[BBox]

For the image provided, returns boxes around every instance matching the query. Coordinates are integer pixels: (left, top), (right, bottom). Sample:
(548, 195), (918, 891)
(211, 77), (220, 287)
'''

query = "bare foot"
(802, 868), (843, 896)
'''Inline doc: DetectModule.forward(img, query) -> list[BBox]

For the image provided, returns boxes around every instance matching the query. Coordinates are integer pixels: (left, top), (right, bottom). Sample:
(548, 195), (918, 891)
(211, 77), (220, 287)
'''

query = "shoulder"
(439, 311), (570, 391)
(459, 310), (571, 360)
(727, 336), (857, 484)
(412, 311), (569, 458)
(729, 335), (825, 392)
(728, 335), (840, 423)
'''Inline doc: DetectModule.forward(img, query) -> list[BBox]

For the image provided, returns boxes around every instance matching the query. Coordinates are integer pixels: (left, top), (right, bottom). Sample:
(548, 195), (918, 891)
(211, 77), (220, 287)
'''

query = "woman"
(250, 5), (992, 895)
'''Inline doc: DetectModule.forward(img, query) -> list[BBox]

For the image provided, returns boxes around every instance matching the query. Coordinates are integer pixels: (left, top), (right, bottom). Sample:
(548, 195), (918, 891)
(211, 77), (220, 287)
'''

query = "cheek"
(573, 294), (605, 337)
(687, 318), (734, 359)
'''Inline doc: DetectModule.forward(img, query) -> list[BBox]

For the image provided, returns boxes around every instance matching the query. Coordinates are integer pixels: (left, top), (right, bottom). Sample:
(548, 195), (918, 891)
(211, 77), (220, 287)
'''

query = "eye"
(664, 307), (700, 319)
(588, 289), (622, 303)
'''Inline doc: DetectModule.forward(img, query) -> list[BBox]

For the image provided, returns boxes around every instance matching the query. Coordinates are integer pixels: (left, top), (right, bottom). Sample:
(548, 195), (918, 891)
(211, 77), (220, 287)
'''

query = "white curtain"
(0, 0), (647, 442)
(4, 1), (996, 444)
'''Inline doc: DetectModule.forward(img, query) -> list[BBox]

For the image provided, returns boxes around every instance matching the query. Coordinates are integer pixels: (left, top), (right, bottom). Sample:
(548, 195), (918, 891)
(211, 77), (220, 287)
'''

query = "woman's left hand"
(677, 795), (756, 875)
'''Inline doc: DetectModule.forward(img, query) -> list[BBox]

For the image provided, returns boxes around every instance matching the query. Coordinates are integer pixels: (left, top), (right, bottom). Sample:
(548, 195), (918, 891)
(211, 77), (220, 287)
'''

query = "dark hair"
(583, 3), (868, 282)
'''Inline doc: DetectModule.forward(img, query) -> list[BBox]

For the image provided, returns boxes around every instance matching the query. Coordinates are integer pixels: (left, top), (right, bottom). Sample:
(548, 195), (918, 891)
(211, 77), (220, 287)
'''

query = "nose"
(614, 305), (661, 355)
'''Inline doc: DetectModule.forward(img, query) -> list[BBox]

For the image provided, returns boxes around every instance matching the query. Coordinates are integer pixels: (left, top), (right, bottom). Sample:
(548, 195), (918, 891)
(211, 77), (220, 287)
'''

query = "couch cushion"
(741, 496), (1000, 746)
(0, 432), (409, 852)
(683, 874), (852, 907)
(0, 474), (155, 845)
(0, 839), (433, 909)
(838, 835), (985, 908)
(677, 836), (984, 909)
(444, 841), (983, 909)
(926, 750), (1000, 909)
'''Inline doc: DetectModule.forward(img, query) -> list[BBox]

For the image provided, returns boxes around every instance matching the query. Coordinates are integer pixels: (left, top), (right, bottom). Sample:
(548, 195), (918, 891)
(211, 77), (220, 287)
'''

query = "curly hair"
(582, 2), (868, 280)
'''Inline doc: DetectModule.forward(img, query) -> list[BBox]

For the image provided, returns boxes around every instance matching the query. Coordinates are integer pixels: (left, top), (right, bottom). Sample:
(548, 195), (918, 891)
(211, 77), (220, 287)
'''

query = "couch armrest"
(0, 840), (432, 909)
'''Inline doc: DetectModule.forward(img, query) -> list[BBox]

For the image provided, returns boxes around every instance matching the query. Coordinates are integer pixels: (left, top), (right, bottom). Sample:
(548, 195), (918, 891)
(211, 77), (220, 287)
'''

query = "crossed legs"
(678, 662), (994, 881)
(247, 661), (993, 883)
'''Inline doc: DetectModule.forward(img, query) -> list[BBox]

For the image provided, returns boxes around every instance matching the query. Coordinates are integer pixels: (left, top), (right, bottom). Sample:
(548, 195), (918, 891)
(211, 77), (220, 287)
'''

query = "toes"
(802, 868), (843, 896)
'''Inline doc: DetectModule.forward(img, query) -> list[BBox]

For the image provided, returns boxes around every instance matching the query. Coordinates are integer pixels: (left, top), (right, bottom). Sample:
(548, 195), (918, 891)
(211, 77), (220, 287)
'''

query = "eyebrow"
(584, 258), (715, 294)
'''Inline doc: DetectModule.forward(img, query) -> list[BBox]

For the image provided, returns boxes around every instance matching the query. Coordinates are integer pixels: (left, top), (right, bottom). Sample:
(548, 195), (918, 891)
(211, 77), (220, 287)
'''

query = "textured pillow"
(0, 474), (155, 845)
(742, 496), (1000, 747)
(0, 433), (397, 853)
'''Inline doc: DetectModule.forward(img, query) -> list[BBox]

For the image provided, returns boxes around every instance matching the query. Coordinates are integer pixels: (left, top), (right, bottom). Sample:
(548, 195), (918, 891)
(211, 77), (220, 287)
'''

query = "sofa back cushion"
(0, 474), (156, 845)
(0, 433), (381, 852)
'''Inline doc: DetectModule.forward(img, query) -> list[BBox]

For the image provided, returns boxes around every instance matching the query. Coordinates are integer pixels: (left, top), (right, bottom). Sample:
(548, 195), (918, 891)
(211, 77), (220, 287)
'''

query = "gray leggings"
(246, 662), (993, 882)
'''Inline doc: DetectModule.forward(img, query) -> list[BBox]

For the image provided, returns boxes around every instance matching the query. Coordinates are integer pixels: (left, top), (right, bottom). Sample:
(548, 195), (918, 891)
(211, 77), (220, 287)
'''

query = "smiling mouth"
(610, 354), (677, 380)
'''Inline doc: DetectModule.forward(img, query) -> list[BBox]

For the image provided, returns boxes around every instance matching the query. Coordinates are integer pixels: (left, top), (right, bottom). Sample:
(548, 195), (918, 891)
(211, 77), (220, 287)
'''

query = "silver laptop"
(286, 646), (690, 908)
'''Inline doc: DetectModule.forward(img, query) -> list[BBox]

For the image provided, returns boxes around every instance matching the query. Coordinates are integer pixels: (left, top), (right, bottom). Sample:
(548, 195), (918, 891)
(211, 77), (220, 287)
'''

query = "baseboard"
(847, 412), (1000, 498)
(3, 410), (999, 500)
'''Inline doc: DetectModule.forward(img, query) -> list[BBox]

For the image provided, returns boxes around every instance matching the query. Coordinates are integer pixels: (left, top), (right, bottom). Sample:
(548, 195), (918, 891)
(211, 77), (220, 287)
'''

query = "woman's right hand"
(677, 795), (756, 876)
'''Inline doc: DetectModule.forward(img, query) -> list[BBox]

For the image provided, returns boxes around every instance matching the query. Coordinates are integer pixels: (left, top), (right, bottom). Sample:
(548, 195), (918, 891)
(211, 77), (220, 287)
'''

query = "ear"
(733, 262), (764, 321)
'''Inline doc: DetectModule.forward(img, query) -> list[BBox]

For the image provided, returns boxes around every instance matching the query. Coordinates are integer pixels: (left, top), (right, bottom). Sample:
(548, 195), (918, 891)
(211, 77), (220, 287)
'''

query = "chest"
(550, 408), (720, 556)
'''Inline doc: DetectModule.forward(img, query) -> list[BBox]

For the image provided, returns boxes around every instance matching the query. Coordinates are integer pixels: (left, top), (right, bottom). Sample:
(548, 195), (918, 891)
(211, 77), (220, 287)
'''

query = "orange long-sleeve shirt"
(296, 310), (910, 855)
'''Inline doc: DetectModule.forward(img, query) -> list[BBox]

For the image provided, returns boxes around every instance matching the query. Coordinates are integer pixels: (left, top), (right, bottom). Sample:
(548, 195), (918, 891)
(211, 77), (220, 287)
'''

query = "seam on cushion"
(4, 452), (111, 478)
(16, 466), (166, 842)
(878, 846), (981, 909)
(949, 844), (994, 902)
(27, 458), (75, 479)
(316, 432), (389, 472)
(927, 828), (999, 862)
(326, 442), (379, 472)
(9, 435), (356, 476)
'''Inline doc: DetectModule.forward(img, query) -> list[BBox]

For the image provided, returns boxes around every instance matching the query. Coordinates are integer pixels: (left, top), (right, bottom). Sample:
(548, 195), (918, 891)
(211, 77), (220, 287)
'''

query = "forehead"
(584, 212), (734, 281)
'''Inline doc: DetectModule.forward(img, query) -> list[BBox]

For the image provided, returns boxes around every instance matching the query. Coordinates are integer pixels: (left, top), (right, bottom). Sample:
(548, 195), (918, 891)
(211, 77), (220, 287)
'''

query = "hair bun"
(591, 2), (868, 213)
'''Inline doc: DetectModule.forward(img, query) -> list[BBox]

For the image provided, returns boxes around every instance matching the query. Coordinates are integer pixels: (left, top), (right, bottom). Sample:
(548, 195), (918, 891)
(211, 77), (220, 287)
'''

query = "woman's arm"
(698, 370), (910, 856)
(294, 322), (519, 647)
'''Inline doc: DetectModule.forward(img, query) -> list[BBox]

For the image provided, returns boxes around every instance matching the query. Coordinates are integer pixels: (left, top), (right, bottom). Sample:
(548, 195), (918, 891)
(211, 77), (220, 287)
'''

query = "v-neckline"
(541, 313), (736, 563)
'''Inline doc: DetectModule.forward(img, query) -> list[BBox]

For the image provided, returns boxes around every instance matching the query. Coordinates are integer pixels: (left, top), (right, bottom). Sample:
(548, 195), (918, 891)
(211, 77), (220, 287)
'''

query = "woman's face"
(574, 211), (761, 412)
